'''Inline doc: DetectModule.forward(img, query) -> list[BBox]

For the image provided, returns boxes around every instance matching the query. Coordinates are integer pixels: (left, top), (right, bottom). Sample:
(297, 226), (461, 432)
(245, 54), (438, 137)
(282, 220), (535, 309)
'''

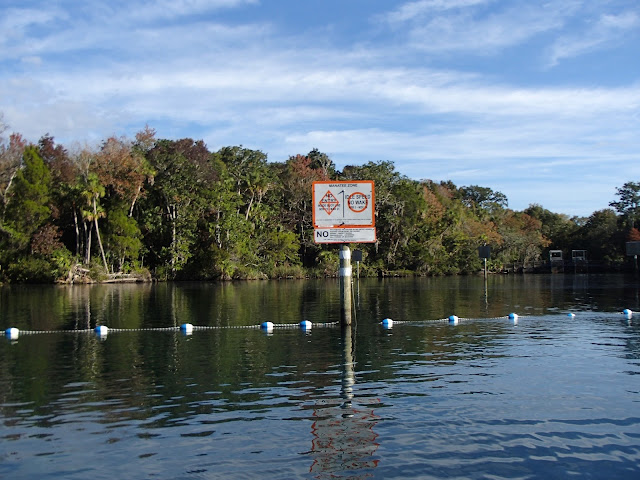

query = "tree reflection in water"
(309, 324), (380, 478)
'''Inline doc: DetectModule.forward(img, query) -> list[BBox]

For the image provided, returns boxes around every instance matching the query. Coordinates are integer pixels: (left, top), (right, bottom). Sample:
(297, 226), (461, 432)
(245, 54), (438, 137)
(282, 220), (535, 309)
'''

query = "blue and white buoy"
(623, 309), (633, 318)
(180, 323), (194, 335)
(5, 327), (19, 340)
(261, 321), (274, 333)
(94, 325), (109, 336)
(567, 312), (576, 318)
(300, 320), (312, 331)
(508, 313), (518, 324)
(448, 315), (459, 325)
(381, 318), (393, 329)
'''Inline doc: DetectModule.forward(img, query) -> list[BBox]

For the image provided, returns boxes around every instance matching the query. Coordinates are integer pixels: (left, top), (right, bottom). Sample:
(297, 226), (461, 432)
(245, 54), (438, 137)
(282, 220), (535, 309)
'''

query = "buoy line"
(5, 309), (634, 338)
(4, 321), (340, 339)
(381, 314), (517, 328)
(379, 309), (634, 329)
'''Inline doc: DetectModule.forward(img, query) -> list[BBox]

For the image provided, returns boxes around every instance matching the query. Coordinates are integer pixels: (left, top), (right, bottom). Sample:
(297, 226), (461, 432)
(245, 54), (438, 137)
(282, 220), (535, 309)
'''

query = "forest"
(1, 122), (639, 283)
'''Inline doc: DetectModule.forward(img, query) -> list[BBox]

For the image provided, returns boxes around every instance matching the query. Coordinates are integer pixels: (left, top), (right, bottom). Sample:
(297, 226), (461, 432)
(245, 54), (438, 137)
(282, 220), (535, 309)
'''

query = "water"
(1, 275), (640, 479)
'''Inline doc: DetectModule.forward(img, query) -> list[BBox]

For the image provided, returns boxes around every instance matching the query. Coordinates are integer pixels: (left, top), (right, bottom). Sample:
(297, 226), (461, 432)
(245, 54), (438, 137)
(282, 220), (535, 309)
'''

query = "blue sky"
(1, 0), (639, 217)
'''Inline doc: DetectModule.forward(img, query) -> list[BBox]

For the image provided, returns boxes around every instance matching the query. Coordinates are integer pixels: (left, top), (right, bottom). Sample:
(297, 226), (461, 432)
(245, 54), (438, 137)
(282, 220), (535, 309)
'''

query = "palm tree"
(81, 173), (109, 273)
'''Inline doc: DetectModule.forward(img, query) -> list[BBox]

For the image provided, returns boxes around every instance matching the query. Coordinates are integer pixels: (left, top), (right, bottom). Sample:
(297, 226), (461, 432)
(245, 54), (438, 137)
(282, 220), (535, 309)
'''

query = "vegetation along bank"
(1, 123), (639, 283)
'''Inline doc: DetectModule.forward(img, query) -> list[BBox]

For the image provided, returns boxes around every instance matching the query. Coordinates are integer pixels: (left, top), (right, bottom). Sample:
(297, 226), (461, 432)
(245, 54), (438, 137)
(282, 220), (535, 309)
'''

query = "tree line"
(0, 121), (638, 283)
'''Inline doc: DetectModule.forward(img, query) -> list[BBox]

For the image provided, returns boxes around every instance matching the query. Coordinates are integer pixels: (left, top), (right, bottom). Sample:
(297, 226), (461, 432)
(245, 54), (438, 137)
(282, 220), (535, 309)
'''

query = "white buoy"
(381, 318), (393, 329)
(95, 325), (109, 336)
(300, 320), (312, 330)
(567, 312), (576, 318)
(623, 309), (633, 318)
(508, 313), (518, 325)
(449, 315), (459, 325)
(5, 327), (19, 340)
(261, 321), (274, 333)
(180, 323), (194, 335)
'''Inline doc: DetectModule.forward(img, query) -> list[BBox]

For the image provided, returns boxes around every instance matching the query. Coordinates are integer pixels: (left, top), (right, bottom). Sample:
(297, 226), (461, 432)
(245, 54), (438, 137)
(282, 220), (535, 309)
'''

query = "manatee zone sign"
(312, 181), (376, 244)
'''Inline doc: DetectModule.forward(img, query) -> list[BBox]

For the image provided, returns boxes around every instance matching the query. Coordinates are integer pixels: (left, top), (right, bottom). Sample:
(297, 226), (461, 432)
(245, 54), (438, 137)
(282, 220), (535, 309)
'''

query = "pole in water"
(341, 323), (355, 406)
(339, 244), (352, 326)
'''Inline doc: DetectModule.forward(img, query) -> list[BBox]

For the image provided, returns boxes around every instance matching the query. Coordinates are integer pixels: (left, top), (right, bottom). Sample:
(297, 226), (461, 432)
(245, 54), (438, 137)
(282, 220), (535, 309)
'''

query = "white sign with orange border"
(313, 181), (375, 228)
(314, 227), (377, 244)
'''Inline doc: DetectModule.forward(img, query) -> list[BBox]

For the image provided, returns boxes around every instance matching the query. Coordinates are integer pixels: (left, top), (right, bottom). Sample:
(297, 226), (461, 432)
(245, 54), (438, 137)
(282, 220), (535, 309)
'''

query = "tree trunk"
(93, 197), (109, 273)
(84, 222), (92, 264)
(245, 194), (254, 221)
(73, 208), (80, 257)
(129, 184), (142, 217)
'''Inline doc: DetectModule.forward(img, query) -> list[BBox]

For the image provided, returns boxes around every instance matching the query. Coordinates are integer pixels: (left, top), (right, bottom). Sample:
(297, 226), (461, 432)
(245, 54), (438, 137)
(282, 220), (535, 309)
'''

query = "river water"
(1, 274), (639, 479)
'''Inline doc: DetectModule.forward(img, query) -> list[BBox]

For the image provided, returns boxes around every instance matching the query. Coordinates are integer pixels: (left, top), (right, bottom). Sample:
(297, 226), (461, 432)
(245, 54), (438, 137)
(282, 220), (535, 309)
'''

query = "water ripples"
(2, 308), (640, 478)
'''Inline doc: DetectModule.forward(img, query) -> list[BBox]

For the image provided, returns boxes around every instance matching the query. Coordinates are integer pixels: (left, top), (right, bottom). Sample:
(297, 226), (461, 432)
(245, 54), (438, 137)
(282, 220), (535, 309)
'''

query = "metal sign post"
(352, 249), (363, 278)
(313, 181), (376, 325)
(478, 245), (491, 279)
(339, 245), (352, 326)
(626, 242), (640, 271)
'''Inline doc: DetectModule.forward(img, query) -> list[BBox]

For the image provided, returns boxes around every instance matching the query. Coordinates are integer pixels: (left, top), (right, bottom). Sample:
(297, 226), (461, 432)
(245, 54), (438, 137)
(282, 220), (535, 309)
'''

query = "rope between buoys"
(6, 321), (341, 336)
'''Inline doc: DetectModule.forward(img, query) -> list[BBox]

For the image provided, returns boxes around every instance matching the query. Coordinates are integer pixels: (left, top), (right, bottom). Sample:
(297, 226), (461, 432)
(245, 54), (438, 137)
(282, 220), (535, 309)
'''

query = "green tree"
(0, 133), (27, 226)
(460, 185), (508, 216)
(494, 211), (549, 266)
(143, 139), (216, 278)
(105, 208), (142, 271)
(2, 146), (52, 250)
(524, 203), (580, 253)
(0, 145), (72, 282)
(277, 154), (330, 267)
(610, 181), (640, 229)
(80, 172), (109, 273)
(341, 161), (428, 271)
(574, 209), (624, 265)
(308, 148), (336, 179)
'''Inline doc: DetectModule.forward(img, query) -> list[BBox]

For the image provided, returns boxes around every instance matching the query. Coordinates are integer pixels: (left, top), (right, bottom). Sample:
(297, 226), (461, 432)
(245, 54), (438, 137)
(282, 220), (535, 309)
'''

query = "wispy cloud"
(383, 0), (491, 24)
(381, 0), (575, 54)
(548, 11), (640, 66)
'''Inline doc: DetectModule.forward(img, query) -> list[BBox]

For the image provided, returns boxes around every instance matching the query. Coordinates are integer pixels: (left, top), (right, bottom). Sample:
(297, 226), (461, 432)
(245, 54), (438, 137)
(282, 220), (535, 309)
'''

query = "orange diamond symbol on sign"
(319, 191), (340, 215)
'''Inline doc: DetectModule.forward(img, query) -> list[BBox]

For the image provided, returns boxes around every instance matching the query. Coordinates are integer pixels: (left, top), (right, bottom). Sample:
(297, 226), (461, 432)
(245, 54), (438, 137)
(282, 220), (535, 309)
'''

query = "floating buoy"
(300, 320), (312, 330)
(94, 325), (109, 336)
(623, 309), (633, 318)
(381, 318), (393, 329)
(567, 312), (576, 318)
(448, 315), (459, 325)
(261, 321), (274, 332)
(5, 327), (19, 340)
(508, 313), (518, 321)
(180, 323), (194, 335)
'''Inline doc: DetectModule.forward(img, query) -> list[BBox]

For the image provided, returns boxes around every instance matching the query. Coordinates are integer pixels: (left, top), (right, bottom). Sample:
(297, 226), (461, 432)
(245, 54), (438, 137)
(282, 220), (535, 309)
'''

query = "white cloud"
(381, 0), (577, 54)
(548, 11), (640, 66)
(384, 0), (491, 24)
(1, 0), (639, 216)
(118, 0), (260, 23)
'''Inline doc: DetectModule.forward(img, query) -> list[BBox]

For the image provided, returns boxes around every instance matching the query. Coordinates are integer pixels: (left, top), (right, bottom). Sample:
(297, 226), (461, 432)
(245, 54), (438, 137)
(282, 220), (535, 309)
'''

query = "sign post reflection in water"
(478, 245), (491, 311)
(309, 324), (380, 476)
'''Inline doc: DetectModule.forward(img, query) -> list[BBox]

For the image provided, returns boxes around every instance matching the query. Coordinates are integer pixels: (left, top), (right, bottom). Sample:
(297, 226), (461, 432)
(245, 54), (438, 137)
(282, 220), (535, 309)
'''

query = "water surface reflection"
(308, 324), (380, 478)
(1, 275), (640, 479)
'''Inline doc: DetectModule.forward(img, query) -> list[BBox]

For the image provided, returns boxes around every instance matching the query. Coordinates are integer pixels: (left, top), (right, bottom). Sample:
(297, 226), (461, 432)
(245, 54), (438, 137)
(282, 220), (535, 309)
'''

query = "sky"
(1, 0), (639, 217)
